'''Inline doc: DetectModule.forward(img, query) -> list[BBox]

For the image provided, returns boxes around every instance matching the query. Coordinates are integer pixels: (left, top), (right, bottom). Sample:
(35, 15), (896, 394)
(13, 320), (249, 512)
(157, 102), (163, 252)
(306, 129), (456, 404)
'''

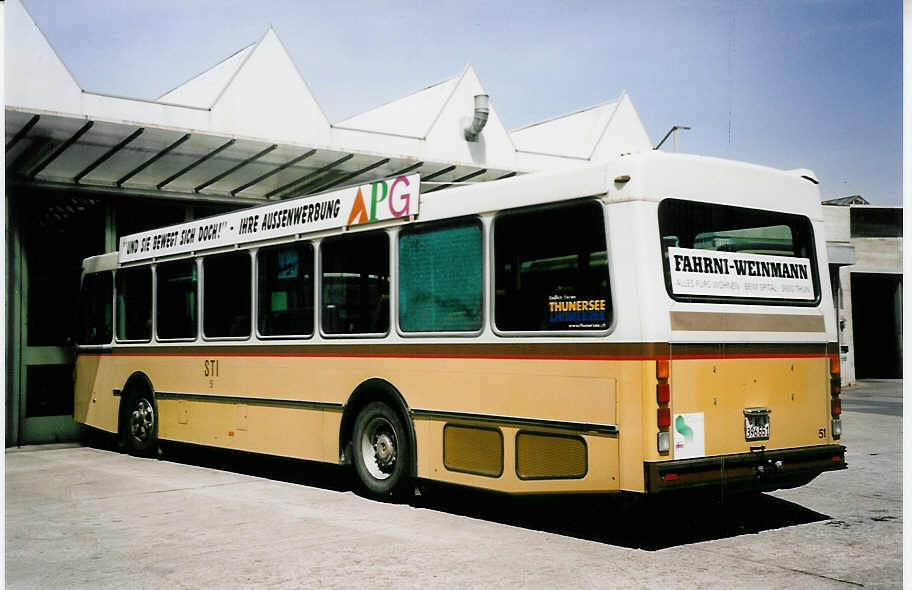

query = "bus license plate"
(745, 413), (770, 441)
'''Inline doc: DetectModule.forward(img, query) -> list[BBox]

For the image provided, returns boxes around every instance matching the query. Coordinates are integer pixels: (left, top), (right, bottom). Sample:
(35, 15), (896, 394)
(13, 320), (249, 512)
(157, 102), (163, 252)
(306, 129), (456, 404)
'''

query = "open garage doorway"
(850, 272), (902, 378)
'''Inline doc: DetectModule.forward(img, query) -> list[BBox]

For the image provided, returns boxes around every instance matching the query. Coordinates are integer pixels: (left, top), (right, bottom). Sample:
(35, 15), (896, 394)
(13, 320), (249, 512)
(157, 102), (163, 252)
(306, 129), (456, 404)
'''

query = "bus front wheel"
(352, 402), (410, 500)
(124, 392), (158, 457)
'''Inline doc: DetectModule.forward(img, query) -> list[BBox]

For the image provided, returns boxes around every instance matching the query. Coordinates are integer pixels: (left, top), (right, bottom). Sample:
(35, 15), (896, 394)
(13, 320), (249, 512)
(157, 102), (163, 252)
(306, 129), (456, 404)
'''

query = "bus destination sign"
(119, 174), (420, 263)
(668, 247), (814, 300)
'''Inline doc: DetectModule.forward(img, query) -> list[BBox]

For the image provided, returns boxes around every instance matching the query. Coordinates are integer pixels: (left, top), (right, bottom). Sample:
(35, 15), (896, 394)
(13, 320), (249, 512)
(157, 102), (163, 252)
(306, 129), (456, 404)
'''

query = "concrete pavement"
(6, 380), (902, 589)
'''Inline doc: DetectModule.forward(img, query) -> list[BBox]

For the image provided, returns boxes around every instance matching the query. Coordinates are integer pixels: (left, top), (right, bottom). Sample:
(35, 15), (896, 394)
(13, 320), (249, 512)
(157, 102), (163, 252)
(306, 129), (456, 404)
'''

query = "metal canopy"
(5, 108), (517, 204)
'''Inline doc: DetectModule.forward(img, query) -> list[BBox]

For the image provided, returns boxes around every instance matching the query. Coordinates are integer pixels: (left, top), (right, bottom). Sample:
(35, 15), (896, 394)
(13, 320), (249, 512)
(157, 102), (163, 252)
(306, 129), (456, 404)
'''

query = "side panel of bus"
(77, 352), (643, 494)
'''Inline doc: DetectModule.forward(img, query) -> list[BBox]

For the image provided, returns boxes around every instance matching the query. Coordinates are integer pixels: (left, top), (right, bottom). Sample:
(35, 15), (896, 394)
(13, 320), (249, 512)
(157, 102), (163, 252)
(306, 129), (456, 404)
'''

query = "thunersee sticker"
(667, 247), (814, 300)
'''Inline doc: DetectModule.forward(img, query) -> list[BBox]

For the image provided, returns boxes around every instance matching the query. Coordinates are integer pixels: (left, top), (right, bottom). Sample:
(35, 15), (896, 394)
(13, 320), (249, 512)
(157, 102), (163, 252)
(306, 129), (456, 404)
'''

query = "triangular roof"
(157, 44), (255, 107)
(511, 98), (621, 159)
(511, 91), (652, 161)
(335, 76), (460, 138)
(207, 28), (331, 145)
(5, 0), (83, 114)
(822, 195), (870, 206)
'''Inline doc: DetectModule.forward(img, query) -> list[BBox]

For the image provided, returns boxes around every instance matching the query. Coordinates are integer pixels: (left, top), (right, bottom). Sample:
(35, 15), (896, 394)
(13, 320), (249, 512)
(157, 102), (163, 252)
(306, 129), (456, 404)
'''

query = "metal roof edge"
(14, 0), (84, 92)
(422, 63), (472, 139)
(155, 41), (256, 102)
(509, 93), (624, 134)
(333, 75), (460, 127)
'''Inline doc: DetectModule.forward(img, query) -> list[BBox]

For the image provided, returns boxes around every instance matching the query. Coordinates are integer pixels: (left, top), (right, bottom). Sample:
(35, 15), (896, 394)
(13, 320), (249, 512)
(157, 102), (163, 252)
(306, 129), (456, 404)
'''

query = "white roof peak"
(156, 42), (256, 106)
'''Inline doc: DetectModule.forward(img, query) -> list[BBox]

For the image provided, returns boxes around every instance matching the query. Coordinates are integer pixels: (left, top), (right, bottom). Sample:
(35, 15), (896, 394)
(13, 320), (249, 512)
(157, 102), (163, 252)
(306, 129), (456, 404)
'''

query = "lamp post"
(654, 125), (692, 152)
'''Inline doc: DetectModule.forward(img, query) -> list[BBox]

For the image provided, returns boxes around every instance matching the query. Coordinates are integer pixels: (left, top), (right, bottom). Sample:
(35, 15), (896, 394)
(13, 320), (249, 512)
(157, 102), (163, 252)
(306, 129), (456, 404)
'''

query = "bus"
(75, 151), (846, 501)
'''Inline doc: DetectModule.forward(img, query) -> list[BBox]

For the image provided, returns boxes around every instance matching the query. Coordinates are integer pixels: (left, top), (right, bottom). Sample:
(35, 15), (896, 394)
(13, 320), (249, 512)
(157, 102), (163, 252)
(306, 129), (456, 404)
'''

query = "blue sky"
(21, 0), (902, 204)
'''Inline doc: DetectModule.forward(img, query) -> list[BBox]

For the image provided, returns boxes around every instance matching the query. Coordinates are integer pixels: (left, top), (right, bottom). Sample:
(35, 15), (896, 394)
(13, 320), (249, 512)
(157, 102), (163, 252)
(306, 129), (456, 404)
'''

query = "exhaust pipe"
(464, 94), (489, 142)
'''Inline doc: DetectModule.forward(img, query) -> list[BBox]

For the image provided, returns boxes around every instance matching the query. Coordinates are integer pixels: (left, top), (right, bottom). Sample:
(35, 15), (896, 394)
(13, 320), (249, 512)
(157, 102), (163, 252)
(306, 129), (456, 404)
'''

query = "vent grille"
(443, 424), (503, 477)
(516, 431), (587, 480)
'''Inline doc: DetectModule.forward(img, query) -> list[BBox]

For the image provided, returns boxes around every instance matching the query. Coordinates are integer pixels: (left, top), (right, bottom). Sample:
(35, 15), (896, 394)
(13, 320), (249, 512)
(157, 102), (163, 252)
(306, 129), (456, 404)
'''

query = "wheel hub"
(130, 399), (154, 444)
(360, 415), (399, 480)
(374, 433), (396, 468)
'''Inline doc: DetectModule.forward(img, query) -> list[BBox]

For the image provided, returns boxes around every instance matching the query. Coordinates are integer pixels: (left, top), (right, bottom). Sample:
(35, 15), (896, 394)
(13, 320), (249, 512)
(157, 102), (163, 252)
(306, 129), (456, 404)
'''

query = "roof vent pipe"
(464, 94), (490, 142)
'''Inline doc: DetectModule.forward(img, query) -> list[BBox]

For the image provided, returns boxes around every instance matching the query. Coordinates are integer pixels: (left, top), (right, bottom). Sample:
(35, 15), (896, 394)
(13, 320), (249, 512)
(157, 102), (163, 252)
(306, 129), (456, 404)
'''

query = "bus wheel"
(352, 402), (410, 500)
(125, 393), (158, 457)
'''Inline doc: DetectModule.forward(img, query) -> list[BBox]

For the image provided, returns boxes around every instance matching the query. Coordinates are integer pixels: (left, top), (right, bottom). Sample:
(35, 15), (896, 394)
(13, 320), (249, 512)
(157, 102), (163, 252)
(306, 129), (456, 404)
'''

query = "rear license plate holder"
(744, 408), (771, 441)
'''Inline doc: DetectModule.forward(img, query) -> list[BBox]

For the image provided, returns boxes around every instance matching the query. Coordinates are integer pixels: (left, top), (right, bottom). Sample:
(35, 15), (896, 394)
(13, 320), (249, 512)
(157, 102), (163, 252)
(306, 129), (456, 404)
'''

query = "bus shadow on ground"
(411, 482), (830, 551)
(104, 437), (829, 551)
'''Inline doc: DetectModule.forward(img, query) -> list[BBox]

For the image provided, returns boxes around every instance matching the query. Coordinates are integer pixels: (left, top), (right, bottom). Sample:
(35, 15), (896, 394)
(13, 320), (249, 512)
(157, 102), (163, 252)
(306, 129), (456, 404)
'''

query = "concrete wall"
(836, 235), (903, 385)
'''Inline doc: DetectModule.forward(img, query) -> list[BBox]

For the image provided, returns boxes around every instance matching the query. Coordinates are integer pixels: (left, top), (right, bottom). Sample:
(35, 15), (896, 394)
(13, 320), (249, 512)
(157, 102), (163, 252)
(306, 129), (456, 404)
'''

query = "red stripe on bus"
(82, 351), (833, 361)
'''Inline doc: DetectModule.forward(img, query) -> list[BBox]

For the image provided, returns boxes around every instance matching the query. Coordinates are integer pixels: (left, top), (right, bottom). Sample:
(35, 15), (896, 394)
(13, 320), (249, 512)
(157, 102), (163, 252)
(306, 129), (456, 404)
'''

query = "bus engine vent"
(443, 424), (503, 477)
(516, 431), (587, 480)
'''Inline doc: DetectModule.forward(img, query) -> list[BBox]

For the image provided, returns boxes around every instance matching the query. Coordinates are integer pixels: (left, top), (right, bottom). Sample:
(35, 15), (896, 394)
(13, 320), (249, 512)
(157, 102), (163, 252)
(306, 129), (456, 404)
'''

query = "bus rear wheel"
(124, 392), (158, 457)
(352, 402), (410, 500)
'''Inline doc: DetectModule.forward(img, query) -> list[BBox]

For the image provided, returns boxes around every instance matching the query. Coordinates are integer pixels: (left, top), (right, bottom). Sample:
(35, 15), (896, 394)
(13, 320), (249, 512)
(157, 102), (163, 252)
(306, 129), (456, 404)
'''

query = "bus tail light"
(656, 383), (670, 404)
(829, 355), (841, 439)
(656, 358), (671, 454)
(656, 359), (669, 380)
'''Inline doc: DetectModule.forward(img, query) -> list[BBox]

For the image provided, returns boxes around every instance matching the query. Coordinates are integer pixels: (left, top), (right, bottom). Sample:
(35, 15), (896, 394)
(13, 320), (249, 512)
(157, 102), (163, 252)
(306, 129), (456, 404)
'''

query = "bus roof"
(106, 151), (822, 267)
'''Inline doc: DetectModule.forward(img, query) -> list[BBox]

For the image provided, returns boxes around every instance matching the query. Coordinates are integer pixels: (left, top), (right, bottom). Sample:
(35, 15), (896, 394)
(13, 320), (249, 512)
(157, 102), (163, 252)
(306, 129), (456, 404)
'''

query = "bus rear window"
(658, 199), (819, 304)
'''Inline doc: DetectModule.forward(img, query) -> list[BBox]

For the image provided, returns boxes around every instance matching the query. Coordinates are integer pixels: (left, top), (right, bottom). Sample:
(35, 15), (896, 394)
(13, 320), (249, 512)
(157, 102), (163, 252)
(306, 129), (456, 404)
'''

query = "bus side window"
(320, 231), (389, 335)
(494, 201), (611, 333)
(78, 271), (113, 345)
(203, 251), (251, 339)
(156, 260), (198, 340)
(399, 219), (483, 333)
(257, 242), (314, 337)
(116, 266), (152, 342)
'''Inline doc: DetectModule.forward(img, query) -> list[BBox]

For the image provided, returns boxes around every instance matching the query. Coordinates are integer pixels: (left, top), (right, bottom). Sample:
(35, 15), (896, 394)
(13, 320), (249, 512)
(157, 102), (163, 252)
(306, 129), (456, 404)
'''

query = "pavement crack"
(691, 547), (864, 587)
(781, 567), (864, 587)
(89, 479), (258, 501)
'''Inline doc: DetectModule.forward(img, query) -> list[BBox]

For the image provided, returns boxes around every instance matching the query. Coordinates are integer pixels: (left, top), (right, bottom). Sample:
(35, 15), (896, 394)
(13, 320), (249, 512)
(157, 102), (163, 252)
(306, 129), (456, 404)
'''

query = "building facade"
(4, 0), (653, 445)
(823, 200), (903, 385)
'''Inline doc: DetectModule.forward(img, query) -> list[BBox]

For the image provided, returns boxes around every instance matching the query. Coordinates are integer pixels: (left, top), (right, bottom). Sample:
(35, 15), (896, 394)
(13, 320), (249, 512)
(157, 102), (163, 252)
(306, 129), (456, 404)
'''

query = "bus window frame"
(490, 197), (617, 338)
(395, 216), (486, 339)
(657, 197), (823, 307)
(200, 249), (254, 343)
(113, 265), (153, 344)
(254, 241), (317, 341)
(317, 229), (392, 340)
(154, 257), (201, 343)
(76, 270), (115, 350)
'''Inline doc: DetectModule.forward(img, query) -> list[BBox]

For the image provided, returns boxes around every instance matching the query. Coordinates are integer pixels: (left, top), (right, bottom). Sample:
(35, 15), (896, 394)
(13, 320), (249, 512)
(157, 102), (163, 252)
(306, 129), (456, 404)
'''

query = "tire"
(123, 391), (158, 457)
(351, 401), (411, 499)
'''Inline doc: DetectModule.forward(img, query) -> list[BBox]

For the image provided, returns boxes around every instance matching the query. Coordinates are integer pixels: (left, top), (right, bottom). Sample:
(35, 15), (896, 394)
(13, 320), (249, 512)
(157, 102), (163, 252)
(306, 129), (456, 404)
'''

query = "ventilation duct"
(464, 94), (490, 142)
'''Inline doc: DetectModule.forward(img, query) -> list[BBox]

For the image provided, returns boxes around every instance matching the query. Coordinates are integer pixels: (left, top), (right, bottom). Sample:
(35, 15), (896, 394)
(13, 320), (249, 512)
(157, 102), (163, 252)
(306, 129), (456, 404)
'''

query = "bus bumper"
(644, 444), (847, 494)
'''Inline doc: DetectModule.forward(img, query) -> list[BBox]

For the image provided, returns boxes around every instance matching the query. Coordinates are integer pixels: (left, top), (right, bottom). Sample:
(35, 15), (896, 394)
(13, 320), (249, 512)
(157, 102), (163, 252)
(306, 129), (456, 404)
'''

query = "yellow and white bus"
(75, 151), (846, 500)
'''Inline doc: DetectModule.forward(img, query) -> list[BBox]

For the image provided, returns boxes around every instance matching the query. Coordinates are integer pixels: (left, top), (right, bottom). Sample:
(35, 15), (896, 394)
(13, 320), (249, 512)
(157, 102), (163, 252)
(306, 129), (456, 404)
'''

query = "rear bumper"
(644, 444), (847, 494)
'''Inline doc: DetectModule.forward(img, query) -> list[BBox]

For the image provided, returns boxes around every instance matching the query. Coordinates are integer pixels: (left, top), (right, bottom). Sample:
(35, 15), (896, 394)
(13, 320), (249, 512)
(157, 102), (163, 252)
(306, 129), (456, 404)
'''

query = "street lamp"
(654, 125), (692, 152)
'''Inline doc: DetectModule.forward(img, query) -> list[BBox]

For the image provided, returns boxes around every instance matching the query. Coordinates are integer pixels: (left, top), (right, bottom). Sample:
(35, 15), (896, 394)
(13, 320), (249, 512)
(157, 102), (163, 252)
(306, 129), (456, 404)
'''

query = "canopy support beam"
(230, 149), (316, 196)
(157, 139), (236, 189)
(266, 153), (354, 199)
(27, 120), (94, 179)
(424, 168), (487, 193)
(117, 133), (191, 187)
(6, 115), (40, 152)
(195, 144), (277, 193)
(75, 127), (145, 184)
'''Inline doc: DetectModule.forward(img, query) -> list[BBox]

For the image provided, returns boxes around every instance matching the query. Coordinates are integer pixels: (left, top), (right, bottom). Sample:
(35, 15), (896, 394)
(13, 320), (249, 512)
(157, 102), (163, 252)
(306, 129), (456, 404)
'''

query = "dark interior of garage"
(850, 272), (903, 379)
